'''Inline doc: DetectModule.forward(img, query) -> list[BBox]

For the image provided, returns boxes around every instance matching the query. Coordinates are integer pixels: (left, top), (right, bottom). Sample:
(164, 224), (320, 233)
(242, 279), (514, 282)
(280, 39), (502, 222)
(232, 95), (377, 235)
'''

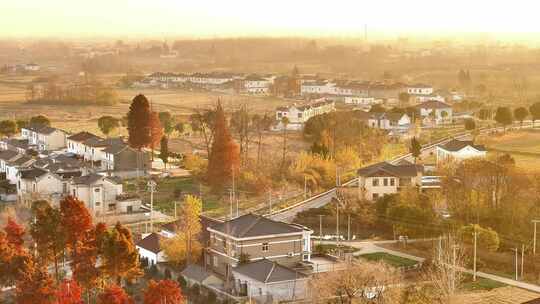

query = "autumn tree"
(16, 265), (57, 304)
(159, 111), (175, 136)
(29, 115), (51, 126)
(60, 196), (93, 263)
(144, 280), (184, 304)
(30, 200), (66, 282)
(530, 102), (540, 127)
(464, 118), (476, 131)
(190, 109), (216, 157)
(410, 136), (422, 163)
(280, 116), (290, 172)
(251, 113), (273, 166)
(98, 285), (133, 304)
(98, 116), (121, 137)
(56, 279), (83, 304)
(72, 223), (105, 295)
(206, 102), (239, 192)
(4, 216), (25, 251)
(162, 195), (203, 265)
(16, 119), (29, 130)
(230, 104), (252, 165)
(0, 120), (17, 137)
(514, 107), (528, 126)
(458, 224), (500, 252)
(149, 111), (164, 160)
(0, 219), (32, 287)
(127, 94), (151, 149)
(159, 135), (169, 169)
(101, 223), (142, 284)
(494, 106), (513, 131)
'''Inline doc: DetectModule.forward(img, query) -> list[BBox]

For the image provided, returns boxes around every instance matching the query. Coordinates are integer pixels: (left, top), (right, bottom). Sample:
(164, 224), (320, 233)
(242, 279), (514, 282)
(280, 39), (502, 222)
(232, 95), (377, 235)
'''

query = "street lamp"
(147, 179), (157, 232)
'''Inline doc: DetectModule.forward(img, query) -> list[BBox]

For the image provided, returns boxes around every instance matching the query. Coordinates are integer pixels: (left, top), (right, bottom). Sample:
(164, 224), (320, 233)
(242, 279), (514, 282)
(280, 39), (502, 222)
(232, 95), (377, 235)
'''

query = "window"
(94, 188), (100, 193)
(383, 178), (388, 186)
(108, 203), (116, 211)
(372, 178), (379, 187)
(95, 202), (100, 206)
(372, 193), (379, 200)
(262, 242), (269, 252)
(390, 178), (395, 186)
(297, 113), (302, 118)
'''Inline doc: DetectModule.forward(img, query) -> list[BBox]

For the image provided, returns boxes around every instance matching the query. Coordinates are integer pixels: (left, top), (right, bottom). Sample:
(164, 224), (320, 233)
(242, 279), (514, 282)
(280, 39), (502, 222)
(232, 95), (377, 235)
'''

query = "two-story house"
(436, 139), (487, 164)
(416, 100), (453, 125)
(5, 155), (35, 184)
(0, 150), (21, 175)
(206, 213), (312, 276)
(357, 162), (424, 201)
(17, 167), (64, 205)
(21, 124), (66, 151)
(66, 131), (103, 157)
(0, 138), (31, 154)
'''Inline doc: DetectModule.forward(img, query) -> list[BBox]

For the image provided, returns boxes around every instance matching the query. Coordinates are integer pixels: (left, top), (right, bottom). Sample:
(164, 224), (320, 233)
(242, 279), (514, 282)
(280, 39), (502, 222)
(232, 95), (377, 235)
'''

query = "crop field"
(478, 129), (540, 170)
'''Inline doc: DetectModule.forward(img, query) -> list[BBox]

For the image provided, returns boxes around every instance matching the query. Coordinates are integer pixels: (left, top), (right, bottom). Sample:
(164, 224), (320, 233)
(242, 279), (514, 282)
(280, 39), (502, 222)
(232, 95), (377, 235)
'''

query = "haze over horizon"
(3, 0), (540, 42)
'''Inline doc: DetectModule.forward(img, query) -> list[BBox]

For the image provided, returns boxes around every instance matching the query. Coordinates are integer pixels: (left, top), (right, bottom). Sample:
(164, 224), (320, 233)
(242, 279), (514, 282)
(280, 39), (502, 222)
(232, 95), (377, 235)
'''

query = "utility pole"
(521, 244), (525, 279)
(268, 190), (272, 214)
(233, 170), (238, 217)
(533, 220), (540, 255)
(512, 248), (518, 280)
(347, 214), (351, 241)
(336, 198), (340, 249)
(174, 201), (178, 219)
(229, 189), (233, 219)
(304, 175), (307, 199)
(473, 228), (477, 281)
(319, 215), (323, 245)
(452, 245), (458, 293)
(147, 179), (157, 232)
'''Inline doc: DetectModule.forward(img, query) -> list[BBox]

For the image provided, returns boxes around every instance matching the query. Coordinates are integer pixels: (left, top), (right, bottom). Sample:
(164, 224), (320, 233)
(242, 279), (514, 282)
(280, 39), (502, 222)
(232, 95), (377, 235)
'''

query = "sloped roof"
(67, 131), (101, 142)
(357, 162), (423, 178)
(102, 144), (129, 154)
(0, 150), (21, 161)
(136, 233), (162, 254)
(439, 139), (486, 152)
(416, 100), (451, 109)
(4, 138), (30, 149)
(19, 167), (49, 179)
(211, 213), (304, 238)
(233, 259), (306, 283)
(25, 124), (59, 135)
(181, 264), (217, 283)
(72, 173), (105, 185)
(9, 155), (34, 167)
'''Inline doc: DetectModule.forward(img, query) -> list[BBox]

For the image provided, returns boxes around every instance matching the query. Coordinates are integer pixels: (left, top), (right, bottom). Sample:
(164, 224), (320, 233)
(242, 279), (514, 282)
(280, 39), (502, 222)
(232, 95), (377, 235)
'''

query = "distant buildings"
(416, 100), (453, 125)
(357, 161), (424, 201)
(436, 139), (487, 164)
(274, 100), (335, 130)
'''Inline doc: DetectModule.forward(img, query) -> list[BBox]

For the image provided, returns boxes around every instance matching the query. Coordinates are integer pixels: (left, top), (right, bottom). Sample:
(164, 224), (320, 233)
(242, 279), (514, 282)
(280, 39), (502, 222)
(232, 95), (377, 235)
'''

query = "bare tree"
(309, 261), (403, 304)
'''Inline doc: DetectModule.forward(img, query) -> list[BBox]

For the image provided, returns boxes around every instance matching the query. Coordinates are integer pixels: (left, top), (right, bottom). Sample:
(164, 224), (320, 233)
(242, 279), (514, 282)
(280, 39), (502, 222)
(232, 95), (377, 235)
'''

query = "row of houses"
(0, 124), (150, 218)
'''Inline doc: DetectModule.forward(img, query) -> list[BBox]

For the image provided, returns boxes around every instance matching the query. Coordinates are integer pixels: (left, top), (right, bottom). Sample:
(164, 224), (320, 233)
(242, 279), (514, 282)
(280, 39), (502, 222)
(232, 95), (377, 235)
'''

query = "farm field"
(478, 129), (540, 170)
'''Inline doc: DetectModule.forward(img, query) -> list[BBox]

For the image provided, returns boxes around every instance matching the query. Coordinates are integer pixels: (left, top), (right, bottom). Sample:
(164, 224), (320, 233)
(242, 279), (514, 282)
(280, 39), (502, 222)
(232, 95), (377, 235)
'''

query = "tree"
(16, 265), (57, 304)
(159, 111), (175, 136)
(410, 137), (422, 164)
(161, 195), (203, 265)
(230, 104), (252, 165)
(190, 109), (216, 157)
(309, 261), (402, 304)
(159, 136), (169, 169)
(72, 224), (104, 294)
(98, 116), (121, 137)
(56, 279), (83, 304)
(478, 108), (492, 121)
(0, 120), (17, 137)
(206, 102), (240, 192)
(149, 111), (164, 160)
(101, 223), (142, 284)
(29, 115), (51, 126)
(98, 285), (133, 304)
(4, 217), (25, 251)
(529, 102), (540, 128)
(252, 113), (273, 166)
(60, 196), (93, 257)
(398, 92), (410, 107)
(464, 118), (476, 131)
(16, 119), (29, 130)
(0, 219), (32, 287)
(494, 107), (513, 131)
(514, 107), (528, 127)
(280, 116), (290, 172)
(30, 200), (66, 282)
(144, 280), (184, 304)
(127, 94), (151, 150)
(458, 224), (500, 252)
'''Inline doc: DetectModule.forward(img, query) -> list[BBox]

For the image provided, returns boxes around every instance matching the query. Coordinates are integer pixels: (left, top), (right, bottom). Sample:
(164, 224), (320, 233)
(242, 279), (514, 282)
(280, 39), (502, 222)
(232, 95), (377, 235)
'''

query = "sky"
(2, 0), (540, 39)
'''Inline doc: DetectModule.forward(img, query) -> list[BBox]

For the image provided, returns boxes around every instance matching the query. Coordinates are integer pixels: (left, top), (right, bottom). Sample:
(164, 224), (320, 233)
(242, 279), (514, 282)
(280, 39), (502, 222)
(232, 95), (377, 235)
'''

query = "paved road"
(268, 122), (535, 223)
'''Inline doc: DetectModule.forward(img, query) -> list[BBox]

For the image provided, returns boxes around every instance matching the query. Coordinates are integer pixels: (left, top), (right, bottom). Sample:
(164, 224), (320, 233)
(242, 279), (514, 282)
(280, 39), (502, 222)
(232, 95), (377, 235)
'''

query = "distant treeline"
(26, 80), (119, 106)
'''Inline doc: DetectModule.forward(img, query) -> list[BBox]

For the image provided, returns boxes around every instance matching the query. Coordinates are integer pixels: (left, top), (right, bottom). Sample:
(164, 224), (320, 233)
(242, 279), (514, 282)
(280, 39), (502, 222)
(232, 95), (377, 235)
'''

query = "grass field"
(461, 275), (507, 291)
(359, 252), (418, 268)
(478, 129), (540, 171)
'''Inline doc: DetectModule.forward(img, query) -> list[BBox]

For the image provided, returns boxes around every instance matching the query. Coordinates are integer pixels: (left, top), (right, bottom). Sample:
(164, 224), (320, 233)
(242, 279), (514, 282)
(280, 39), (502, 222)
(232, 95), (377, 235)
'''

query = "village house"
(232, 259), (309, 302)
(416, 100), (453, 125)
(274, 100), (335, 130)
(0, 138), (31, 154)
(206, 213), (313, 277)
(67, 131), (103, 157)
(436, 139), (487, 164)
(236, 75), (273, 95)
(300, 81), (335, 96)
(0, 150), (22, 176)
(136, 233), (168, 266)
(16, 167), (65, 205)
(358, 111), (411, 131)
(407, 83), (434, 96)
(357, 161), (424, 200)
(5, 155), (35, 184)
(21, 124), (67, 151)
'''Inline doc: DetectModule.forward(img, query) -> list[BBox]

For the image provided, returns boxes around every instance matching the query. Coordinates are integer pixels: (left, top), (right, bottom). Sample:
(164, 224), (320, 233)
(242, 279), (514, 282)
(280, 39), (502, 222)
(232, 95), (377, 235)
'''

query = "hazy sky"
(2, 0), (540, 38)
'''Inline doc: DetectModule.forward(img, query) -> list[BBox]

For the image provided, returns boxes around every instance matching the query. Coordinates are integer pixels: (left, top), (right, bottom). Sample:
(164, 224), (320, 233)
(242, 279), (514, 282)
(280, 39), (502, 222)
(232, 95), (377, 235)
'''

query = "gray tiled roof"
(416, 100), (451, 109)
(181, 264), (216, 283)
(19, 167), (49, 179)
(212, 214), (304, 238)
(25, 124), (59, 135)
(72, 173), (105, 185)
(439, 139), (486, 152)
(357, 162), (423, 178)
(0, 150), (21, 161)
(67, 131), (101, 142)
(136, 233), (162, 254)
(233, 259), (306, 283)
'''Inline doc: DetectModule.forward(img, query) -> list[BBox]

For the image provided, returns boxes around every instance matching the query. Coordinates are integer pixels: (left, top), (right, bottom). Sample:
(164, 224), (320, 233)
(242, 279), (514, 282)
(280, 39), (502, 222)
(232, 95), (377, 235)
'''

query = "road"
(267, 122), (535, 223)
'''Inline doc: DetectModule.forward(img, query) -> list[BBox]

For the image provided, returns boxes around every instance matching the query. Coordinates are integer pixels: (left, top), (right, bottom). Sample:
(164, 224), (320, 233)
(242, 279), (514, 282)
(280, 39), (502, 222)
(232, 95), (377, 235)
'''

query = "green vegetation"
(461, 276), (506, 291)
(359, 252), (418, 268)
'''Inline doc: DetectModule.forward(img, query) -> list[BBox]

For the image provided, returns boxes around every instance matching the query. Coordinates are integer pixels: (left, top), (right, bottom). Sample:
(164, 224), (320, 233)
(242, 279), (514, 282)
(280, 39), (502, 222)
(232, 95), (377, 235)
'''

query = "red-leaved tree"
(5, 217), (25, 251)
(206, 101), (240, 192)
(56, 279), (83, 304)
(149, 111), (164, 160)
(127, 94), (151, 150)
(98, 285), (133, 304)
(144, 280), (185, 304)
(16, 265), (57, 304)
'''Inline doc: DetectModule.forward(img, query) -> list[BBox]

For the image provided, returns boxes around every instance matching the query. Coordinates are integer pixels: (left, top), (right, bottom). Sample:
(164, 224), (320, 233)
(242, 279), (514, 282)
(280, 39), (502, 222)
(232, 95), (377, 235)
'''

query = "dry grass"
(477, 129), (540, 171)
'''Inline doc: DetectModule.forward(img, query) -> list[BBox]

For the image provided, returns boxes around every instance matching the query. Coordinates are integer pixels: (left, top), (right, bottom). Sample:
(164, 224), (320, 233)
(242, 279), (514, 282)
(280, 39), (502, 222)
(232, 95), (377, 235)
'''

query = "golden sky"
(2, 0), (540, 38)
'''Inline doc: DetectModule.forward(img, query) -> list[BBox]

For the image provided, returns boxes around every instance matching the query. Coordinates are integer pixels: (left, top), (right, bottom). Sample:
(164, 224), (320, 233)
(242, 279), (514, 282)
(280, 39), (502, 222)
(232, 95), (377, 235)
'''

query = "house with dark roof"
(206, 213), (312, 276)
(136, 233), (167, 265)
(5, 155), (35, 184)
(16, 167), (64, 204)
(232, 259), (308, 302)
(102, 143), (150, 178)
(0, 150), (22, 174)
(357, 162), (424, 200)
(274, 100), (335, 130)
(21, 124), (66, 151)
(436, 139), (487, 164)
(0, 138), (31, 154)
(67, 131), (102, 157)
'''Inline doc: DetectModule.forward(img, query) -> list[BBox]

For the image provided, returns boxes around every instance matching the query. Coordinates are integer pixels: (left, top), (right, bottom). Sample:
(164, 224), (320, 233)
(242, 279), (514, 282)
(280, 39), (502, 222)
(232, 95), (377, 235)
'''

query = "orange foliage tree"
(15, 265), (57, 304)
(149, 111), (164, 160)
(101, 223), (142, 284)
(144, 280), (185, 304)
(127, 94), (152, 150)
(206, 101), (240, 192)
(98, 285), (133, 304)
(56, 279), (83, 304)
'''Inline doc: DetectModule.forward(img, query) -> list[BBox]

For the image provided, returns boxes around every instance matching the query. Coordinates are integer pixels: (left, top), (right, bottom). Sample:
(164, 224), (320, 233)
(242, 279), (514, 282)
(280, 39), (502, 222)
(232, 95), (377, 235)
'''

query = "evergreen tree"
(159, 136), (169, 169)
(127, 94), (151, 149)
(29, 115), (51, 126)
(206, 102), (239, 192)
(410, 137), (422, 163)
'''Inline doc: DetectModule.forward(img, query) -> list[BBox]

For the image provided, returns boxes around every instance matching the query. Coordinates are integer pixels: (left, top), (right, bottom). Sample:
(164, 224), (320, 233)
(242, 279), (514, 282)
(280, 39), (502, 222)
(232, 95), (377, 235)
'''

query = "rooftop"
(136, 233), (162, 254)
(357, 161), (423, 178)
(416, 100), (452, 109)
(211, 213), (305, 238)
(233, 259), (307, 283)
(67, 131), (102, 143)
(439, 139), (486, 152)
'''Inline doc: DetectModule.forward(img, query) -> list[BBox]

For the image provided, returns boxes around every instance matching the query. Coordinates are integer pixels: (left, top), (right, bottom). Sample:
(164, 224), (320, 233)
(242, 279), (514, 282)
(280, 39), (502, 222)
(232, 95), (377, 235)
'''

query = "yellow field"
(478, 129), (540, 171)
